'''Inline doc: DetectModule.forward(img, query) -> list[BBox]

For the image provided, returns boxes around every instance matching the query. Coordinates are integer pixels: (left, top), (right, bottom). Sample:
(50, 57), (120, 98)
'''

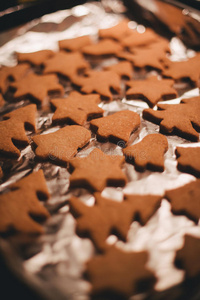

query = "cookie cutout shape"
(86, 246), (156, 298)
(51, 91), (104, 126)
(143, 96), (200, 141)
(123, 134), (168, 172)
(0, 63), (29, 94)
(43, 51), (89, 81)
(32, 125), (91, 166)
(90, 110), (140, 144)
(10, 73), (64, 105)
(121, 28), (159, 48)
(126, 77), (177, 107)
(16, 50), (54, 66)
(0, 170), (50, 235)
(165, 179), (200, 223)
(70, 193), (162, 251)
(69, 148), (127, 192)
(81, 39), (123, 57)
(104, 61), (133, 79)
(163, 53), (200, 86)
(176, 147), (200, 177)
(59, 35), (92, 52)
(72, 70), (121, 100)
(0, 104), (36, 158)
(175, 234), (200, 278)
(98, 19), (132, 41)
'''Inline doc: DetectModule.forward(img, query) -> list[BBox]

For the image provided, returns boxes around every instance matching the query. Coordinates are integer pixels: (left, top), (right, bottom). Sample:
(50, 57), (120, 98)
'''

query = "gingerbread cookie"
(121, 28), (160, 48)
(143, 96), (200, 141)
(10, 73), (64, 105)
(175, 234), (200, 278)
(51, 91), (104, 126)
(0, 104), (36, 158)
(32, 125), (91, 166)
(81, 39), (123, 57)
(43, 51), (89, 81)
(0, 170), (50, 235)
(163, 53), (200, 86)
(126, 77), (177, 107)
(175, 147), (200, 177)
(104, 61), (133, 79)
(70, 193), (162, 251)
(123, 134), (168, 172)
(72, 70), (121, 100)
(165, 179), (200, 223)
(16, 50), (54, 66)
(90, 110), (140, 144)
(0, 63), (29, 94)
(59, 35), (92, 52)
(69, 148), (127, 192)
(86, 246), (156, 298)
(98, 19), (132, 41)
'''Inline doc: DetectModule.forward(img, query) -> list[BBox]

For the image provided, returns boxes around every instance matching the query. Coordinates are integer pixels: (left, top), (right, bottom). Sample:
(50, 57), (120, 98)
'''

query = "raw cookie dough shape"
(0, 170), (50, 235)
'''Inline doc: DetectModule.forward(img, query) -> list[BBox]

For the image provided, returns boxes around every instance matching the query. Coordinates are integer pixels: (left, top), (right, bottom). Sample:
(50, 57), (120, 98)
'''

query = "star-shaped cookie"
(123, 134), (168, 172)
(121, 28), (160, 48)
(16, 50), (54, 66)
(165, 179), (200, 223)
(59, 35), (92, 52)
(81, 39), (123, 56)
(70, 193), (162, 251)
(10, 72), (64, 105)
(43, 51), (89, 81)
(104, 61), (133, 79)
(98, 19), (133, 41)
(32, 125), (91, 166)
(143, 96), (200, 141)
(51, 91), (104, 126)
(126, 77), (177, 107)
(175, 147), (200, 177)
(72, 70), (121, 100)
(69, 148), (127, 192)
(86, 246), (156, 298)
(0, 170), (50, 235)
(90, 110), (140, 144)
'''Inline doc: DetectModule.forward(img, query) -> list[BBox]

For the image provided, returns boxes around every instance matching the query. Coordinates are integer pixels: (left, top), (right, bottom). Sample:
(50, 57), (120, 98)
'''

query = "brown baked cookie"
(0, 63), (29, 94)
(118, 41), (170, 71)
(162, 53), (200, 86)
(121, 28), (160, 48)
(123, 134), (168, 172)
(69, 148), (127, 192)
(43, 51), (89, 81)
(98, 19), (132, 41)
(104, 61), (133, 79)
(175, 234), (200, 278)
(126, 77), (177, 107)
(165, 179), (200, 223)
(10, 73), (64, 105)
(90, 110), (140, 144)
(0, 104), (36, 158)
(0, 94), (5, 107)
(32, 125), (91, 166)
(72, 70), (121, 101)
(175, 147), (200, 177)
(51, 91), (104, 126)
(70, 193), (162, 251)
(16, 50), (54, 66)
(0, 170), (50, 235)
(143, 96), (200, 141)
(81, 39), (123, 57)
(59, 35), (92, 52)
(86, 246), (156, 298)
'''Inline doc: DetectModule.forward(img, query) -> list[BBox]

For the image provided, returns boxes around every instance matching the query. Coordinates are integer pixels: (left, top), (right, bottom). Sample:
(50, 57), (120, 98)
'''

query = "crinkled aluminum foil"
(0, 1), (200, 300)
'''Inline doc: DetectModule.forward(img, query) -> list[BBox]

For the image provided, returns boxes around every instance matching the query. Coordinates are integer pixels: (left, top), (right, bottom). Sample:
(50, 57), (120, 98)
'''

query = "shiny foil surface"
(0, 1), (200, 299)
